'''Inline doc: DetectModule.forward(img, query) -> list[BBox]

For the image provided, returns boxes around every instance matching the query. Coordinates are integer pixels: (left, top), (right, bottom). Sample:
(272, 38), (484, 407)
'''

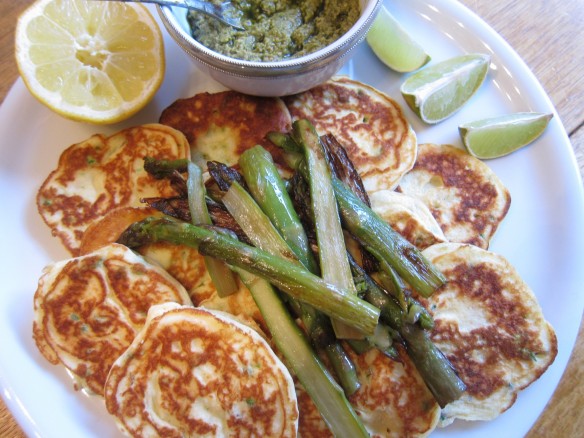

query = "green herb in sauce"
(188, 0), (360, 62)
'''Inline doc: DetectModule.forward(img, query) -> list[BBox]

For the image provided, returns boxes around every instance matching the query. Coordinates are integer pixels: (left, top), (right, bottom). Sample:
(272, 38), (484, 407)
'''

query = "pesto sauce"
(188, 0), (361, 62)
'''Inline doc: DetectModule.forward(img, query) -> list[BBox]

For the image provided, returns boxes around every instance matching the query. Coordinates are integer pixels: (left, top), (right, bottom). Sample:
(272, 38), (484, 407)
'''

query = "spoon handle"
(95, 0), (183, 6)
(93, 0), (244, 30)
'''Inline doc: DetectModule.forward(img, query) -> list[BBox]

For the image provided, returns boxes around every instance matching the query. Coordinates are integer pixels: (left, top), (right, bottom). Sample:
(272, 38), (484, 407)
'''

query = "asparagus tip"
(117, 216), (167, 248)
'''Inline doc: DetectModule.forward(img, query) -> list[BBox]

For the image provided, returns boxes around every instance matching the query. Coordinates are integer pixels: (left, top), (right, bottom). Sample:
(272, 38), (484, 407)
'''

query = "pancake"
(104, 303), (298, 437)
(283, 76), (418, 193)
(32, 243), (193, 396)
(419, 242), (557, 426)
(369, 190), (447, 250)
(398, 143), (511, 249)
(295, 346), (440, 438)
(198, 288), (265, 334)
(348, 347), (440, 438)
(79, 206), (215, 301)
(159, 91), (292, 168)
(37, 123), (190, 255)
(74, 171), (264, 327)
(79, 206), (164, 255)
(79, 206), (264, 329)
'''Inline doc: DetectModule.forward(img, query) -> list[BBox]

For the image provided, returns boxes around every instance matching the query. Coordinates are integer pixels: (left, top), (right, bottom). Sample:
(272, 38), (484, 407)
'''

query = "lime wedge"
(400, 54), (490, 124)
(366, 5), (430, 73)
(459, 112), (553, 159)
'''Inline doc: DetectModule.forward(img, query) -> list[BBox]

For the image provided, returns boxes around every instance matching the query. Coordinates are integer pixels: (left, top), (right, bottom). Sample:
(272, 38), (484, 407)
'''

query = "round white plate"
(1, 1), (583, 437)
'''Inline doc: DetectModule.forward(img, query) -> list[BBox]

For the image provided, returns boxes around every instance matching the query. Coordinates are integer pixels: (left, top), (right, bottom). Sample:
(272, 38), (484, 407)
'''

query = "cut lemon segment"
(400, 53), (490, 124)
(459, 112), (553, 159)
(15, 0), (165, 124)
(366, 5), (430, 73)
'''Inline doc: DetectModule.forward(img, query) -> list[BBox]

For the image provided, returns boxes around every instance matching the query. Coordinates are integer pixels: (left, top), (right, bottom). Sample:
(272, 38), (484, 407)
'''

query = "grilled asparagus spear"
(118, 217), (380, 335)
(237, 147), (361, 394)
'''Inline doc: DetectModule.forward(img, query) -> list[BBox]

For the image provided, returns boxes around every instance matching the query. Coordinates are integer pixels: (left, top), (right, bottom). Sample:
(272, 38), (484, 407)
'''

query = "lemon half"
(15, 0), (165, 124)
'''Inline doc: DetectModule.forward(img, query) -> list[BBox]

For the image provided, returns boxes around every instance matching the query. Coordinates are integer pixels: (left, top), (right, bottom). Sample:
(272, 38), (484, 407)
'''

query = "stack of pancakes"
(34, 77), (556, 437)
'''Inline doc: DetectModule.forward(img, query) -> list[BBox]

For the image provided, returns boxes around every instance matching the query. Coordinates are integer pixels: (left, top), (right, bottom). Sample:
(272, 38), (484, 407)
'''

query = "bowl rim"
(158, 0), (382, 75)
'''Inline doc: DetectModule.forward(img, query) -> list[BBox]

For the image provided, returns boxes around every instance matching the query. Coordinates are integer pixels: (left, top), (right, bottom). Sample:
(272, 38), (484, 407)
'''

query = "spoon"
(95, 0), (244, 30)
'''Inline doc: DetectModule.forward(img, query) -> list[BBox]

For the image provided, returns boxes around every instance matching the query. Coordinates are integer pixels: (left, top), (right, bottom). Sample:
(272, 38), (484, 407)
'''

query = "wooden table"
(1, 0), (582, 436)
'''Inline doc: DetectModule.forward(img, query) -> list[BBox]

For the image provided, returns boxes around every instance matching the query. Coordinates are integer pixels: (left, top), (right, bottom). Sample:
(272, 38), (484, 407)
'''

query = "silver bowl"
(158, 0), (382, 96)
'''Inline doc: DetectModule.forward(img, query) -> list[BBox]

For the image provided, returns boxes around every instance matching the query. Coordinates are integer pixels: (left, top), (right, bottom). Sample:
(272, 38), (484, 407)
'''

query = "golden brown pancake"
(104, 303), (298, 437)
(295, 346), (440, 438)
(398, 143), (511, 249)
(419, 243), (557, 426)
(159, 91), (292, 167)
(79, 206), (163, 255)
(369, 190), (447, 250)
(284, 76), (418, 193)
(197, 287), (265, 334)
(78, 206), (215, 302)
(348, 347), (440, 437)
(32, 243), (193, 396)
(79, 206), (264, 328)
(37, 124), (190, 255)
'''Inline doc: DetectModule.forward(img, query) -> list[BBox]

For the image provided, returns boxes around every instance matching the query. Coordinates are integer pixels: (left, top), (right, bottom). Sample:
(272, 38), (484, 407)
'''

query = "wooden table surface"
(1, 0), (582, 436)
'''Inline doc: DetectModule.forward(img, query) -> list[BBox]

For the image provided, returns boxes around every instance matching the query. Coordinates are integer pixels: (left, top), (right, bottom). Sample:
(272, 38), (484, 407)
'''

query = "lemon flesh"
(400, 54), (490, 124)
(459, 112), (553, 159)
(366, 5), (430, 73)
(15, 0), (165, 124)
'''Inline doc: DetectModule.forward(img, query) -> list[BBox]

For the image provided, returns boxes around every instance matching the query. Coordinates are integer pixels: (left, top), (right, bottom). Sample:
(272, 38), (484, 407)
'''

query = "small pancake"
(419, 243), (557, 426)
(348, 347), (440, 437)
(198, 288), (265, 334)
(369, 190), (447, 250)
(37, 123), (191, 255)
(104, 303), (299, 437)
(295, 346), (440, 438)
(79, 206), (215, 302)
(398, 143), (511, 249)
(32, 243), (193, 396)
(79, 206), (264, 328)
(79, 206), (164, 255)
(159, 91), (292, 167)
(284, 76), (418, 193)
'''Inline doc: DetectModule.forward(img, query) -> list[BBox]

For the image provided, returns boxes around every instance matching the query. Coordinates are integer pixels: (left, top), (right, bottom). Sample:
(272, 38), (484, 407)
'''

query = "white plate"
(1, 1), (583, 437)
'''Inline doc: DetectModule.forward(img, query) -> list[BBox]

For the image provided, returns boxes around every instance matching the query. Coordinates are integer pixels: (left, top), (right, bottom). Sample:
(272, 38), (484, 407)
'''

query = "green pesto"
(188, 0), (360, 62)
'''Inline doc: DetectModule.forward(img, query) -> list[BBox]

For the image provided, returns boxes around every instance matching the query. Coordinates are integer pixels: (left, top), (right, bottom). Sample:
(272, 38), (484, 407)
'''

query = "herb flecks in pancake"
(285, 76), (417, 193)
